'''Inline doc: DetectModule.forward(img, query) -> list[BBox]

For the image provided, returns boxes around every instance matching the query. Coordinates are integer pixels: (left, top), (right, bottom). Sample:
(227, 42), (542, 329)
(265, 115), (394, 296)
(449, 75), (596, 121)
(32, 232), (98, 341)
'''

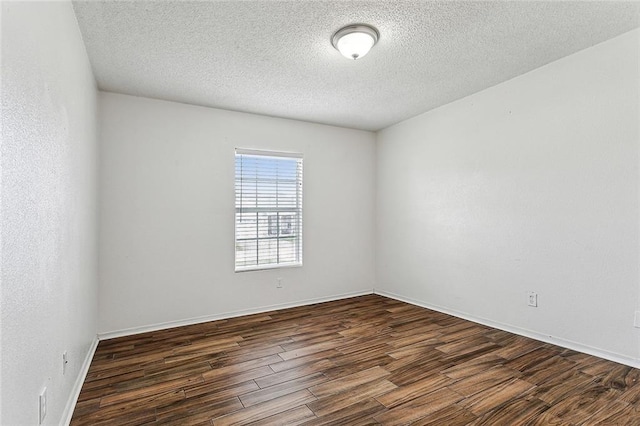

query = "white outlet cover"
(634, 311), (640, 328)
(527, 292), (538, 307)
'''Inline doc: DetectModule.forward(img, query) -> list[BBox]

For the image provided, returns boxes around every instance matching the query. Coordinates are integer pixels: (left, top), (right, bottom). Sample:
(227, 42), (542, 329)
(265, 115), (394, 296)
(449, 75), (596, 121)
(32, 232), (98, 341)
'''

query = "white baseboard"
(98, 290), (374, 340)
(61, 336), (99, 426)
(375, 289), (640, 369)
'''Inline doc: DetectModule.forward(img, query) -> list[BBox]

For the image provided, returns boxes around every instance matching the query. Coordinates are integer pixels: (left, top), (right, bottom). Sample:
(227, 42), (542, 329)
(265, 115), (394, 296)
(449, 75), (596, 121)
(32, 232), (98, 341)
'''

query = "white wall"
(1, 2), (99, 425)
(376, 29), (640, 365)
(98, 92), (376, 335)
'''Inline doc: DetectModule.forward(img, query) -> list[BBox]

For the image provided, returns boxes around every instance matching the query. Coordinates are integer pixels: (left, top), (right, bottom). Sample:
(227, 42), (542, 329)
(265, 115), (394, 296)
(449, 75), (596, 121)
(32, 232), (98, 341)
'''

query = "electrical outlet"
(527, 292), (538, 307)
(63, 351), (68, 375)
(39, 387), (47, 424)
(634, 311), (640, 328)
(276, 277), (283, 289)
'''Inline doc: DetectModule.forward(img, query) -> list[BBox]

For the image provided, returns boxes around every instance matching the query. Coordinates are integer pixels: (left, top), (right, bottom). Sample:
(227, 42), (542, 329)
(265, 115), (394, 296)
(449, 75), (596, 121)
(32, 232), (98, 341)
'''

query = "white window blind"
(235, 149), (303, 271)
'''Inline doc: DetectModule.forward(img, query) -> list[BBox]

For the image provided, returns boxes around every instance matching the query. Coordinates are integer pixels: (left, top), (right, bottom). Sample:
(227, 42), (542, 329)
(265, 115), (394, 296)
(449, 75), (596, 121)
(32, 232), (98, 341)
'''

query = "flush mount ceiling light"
(331, 24), (379, 60)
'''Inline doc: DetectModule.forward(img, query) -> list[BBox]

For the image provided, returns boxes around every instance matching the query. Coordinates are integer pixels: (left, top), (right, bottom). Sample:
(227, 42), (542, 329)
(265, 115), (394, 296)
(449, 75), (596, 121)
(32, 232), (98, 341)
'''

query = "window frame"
(234, 148), (303, 272)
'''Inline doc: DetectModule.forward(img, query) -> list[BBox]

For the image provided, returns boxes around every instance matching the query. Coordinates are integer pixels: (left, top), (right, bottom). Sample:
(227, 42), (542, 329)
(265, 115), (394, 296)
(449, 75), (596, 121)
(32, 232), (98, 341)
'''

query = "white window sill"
(235, 263), (303, 273)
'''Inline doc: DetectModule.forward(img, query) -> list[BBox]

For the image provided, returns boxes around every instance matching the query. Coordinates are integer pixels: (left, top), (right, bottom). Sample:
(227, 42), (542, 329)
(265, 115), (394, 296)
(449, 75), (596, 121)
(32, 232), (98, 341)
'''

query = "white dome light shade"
(332, 24), (379, 60)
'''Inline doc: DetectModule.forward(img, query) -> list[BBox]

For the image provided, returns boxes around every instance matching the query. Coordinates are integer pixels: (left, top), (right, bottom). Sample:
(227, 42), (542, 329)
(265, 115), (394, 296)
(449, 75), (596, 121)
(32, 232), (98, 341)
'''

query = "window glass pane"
(257, 239), (278, 265)
(235, 240), (257, 268)
(278, 237), (297, 263)
(234, 150), (303, 271)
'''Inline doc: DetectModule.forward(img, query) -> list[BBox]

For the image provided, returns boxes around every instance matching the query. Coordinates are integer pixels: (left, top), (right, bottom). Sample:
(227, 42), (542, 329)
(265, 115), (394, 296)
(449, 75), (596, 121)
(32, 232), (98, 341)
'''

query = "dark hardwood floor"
(71, 295), (640, 425)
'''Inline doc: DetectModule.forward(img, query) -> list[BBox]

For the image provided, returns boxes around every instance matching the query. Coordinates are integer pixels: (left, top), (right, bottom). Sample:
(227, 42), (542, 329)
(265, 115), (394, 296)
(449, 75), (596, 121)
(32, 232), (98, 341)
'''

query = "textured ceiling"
(72, 1), (640, 131)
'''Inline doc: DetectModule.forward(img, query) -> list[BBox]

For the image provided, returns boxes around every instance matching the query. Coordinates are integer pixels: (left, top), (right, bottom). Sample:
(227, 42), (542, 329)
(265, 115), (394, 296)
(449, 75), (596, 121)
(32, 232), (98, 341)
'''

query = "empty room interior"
(2, 1), (640, 425)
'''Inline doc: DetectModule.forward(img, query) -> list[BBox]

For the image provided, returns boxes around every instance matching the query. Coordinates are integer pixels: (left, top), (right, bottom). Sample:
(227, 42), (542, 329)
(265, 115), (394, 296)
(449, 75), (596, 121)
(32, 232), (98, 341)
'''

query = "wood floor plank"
(239, 373), (327, 407)
(467, 397), (549, 425)
(532, 370), (597, 405)
(83, 369), (145, 389)
(308, 365), (390, 398)
(376, 373), (453, 408)
(183, 378), (259, 401)
(438, 323), (486, 343)
(526, 411), (574, 426)
(200, 365), (273, 389)
(73, 408), (157, 426)
(99, 374), (204, 407)
(70, 295), (640, 425)
(155, 396), (243, 425)
(386, 330), (443, 348)
(448, 365), (521, 398)
(278, 340), (346, 361)
(504, 346), (560, 372)
(307, 378), (397, 417)
(435, 335), (495, 356)
(211, 389), (316, 426)
(544, 386), (621, 424)
(71, 389), (185, 426)
(441, 353), (506, 380)
(280, 332), (343, 351)
(299, 397), (387, 426)
(595, 364), (640, 391)
(201, 354), (281, 381)
(386, 356), (449, 386)
(170, 335), (243, 355)
(579, 399), (630, 425)
(460, 378), (536, 415)
(594, 402), (640, 425)
(493, 336), (543, 360)
(268, 349), (339, 373)
(386, 339), (443, 360)
(254, 359), (334, 389)
(620, 381), (640, 404)
(373, 387), (465, 425)
(518, 355), (576, 386)
(246, 405), (316, 426)
(209, 344), (285, 366)
(409, 404), (478, 426)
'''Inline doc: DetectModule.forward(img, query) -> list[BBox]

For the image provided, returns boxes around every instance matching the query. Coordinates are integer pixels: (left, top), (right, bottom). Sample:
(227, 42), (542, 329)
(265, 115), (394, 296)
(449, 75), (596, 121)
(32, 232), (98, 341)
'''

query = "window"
(267, 214), (293, 236)
(235, 149), (303, 271)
